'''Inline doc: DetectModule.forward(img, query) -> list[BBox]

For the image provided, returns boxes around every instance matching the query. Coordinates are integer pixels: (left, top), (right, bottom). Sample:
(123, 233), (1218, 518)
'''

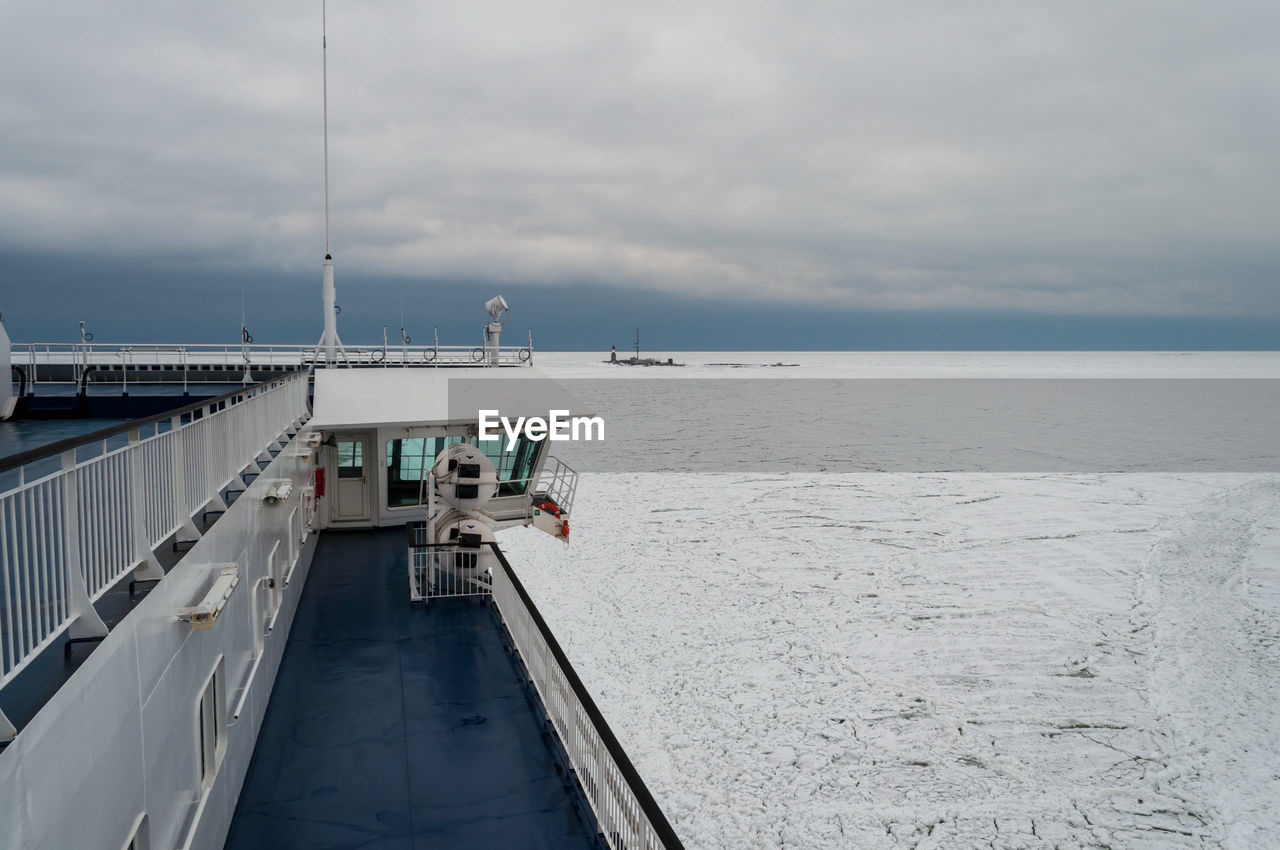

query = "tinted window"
(336, 440), (363, 479)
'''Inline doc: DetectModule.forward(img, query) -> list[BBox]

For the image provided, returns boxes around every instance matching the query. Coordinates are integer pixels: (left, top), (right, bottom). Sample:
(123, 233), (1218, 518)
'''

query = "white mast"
(317, 0), (344, 363)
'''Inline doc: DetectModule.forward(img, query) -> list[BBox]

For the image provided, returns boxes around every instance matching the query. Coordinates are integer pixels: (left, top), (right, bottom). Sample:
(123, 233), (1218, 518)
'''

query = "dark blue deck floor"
(225, 528), (598, 850)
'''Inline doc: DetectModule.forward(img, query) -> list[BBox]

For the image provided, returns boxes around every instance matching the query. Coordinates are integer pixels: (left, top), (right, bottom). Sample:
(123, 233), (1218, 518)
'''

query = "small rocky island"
(606, 330), (683, 366)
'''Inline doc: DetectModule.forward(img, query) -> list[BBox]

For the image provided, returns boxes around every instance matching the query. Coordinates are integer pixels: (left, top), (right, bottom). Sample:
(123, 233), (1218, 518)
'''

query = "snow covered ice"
(500, 353), (1280, 849)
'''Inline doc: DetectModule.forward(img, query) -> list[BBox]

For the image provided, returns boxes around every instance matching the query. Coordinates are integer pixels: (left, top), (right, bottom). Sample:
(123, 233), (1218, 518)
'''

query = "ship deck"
(224, 527), (599, 850)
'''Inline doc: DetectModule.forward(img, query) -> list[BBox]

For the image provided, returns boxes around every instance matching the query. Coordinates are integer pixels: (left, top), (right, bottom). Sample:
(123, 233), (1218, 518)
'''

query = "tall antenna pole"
(317, 0), (343, 362)
(322, 0), (330, 256)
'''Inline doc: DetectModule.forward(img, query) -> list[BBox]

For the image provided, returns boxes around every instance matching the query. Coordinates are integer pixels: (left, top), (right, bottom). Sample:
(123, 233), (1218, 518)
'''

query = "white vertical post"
(0, 313), (14, 420)
(319, 257), (339, 363)
(61, 451), (108, 640)
(425, 471), (436, 606)
(172, 414), (201, 543)
(204, 403), (228, 513)
(486, 322), (502, 366)
(127, 429), (163, 582)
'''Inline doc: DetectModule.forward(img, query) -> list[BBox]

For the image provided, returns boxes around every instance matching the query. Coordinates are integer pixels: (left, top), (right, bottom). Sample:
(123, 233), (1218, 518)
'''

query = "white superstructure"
(0, 314), (13, 420)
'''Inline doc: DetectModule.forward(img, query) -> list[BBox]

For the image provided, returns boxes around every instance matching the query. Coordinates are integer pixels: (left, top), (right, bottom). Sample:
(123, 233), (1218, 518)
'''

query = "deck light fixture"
(484, 295), (509, 323)
(177, 564), (241, 630)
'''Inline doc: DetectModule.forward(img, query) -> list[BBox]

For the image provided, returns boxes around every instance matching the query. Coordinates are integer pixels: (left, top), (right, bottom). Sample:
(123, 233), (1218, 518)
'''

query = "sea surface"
(0, 418), (128, 457)
(503, 351), (1280, 849)
(511, 350), (1280, 474)
(0, 384), (244, 459)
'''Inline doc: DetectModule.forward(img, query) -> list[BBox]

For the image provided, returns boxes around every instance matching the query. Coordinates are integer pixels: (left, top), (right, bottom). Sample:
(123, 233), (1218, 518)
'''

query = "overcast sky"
(1, 1), (1277, 345)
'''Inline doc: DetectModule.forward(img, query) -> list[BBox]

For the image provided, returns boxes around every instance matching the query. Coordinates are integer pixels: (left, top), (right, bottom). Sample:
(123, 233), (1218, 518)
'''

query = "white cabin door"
(332, 434), (370, 522)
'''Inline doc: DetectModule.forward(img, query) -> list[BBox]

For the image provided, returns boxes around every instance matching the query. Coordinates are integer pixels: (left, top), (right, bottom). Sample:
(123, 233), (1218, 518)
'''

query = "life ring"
(471, 347), (486, 362)
(371, 350), (385, 363)
(423, 347), (437, 363)
(518, 348), (531, 362)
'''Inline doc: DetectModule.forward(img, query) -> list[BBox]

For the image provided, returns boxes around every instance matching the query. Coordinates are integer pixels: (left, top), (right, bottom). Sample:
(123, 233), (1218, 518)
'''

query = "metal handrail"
(533, 456), (578, 520)
(0, 374), (306, 475)
(9, 341), (534, 367)
(405, 537), (495, 602)
(0, 373), (310, 728)
(486, 543), (685, 850)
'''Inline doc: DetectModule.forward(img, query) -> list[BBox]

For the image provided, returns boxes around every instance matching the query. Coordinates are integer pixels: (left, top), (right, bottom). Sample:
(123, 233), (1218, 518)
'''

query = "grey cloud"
(1, 0), (1277, 316)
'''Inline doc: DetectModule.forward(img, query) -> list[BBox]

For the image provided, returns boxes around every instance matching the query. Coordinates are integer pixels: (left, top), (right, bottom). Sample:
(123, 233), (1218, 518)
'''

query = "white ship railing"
(9, 339), (534, 382)
(405, 533), (494, 603)
(487, 544), (684, 850)
(0, 374), (309, 738)
(532, 456), (578, 520)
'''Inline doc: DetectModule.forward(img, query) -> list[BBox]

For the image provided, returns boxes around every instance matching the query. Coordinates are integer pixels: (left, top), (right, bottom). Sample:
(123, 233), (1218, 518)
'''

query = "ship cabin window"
(386, 436), (465, 508)
(196, 660), (226, 788)
(336, 440), (364, 479)
(385, 434), (544, 508)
